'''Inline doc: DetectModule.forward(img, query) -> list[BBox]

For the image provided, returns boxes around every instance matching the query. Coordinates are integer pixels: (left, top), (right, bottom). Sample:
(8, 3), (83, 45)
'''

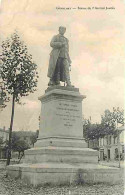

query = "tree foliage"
(83, 107), (124, 141)
(11, 132), (29, 158)
(83, 120), (101, 141)
(11, 130), (38, 151)
(0, 82), (8, 109)
(112, 107), (124, 125)
(1, 31), (38, 102)
(101, 108), (124, 135)
(0, 68), (9, 109)
(30, 130), (39, 146)
(100, 109), (116, 135)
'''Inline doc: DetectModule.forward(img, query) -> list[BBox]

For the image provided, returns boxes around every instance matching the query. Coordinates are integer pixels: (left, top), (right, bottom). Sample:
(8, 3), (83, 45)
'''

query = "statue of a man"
(47, 26), (72, 86)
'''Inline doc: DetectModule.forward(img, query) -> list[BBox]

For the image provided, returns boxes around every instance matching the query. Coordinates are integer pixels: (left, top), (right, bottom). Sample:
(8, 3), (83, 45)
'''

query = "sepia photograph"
(0, 0), (124, 194)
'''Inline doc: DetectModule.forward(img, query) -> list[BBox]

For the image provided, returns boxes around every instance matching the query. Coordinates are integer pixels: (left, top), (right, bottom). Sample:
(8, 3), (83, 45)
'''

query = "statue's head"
(59, 26), (66, 35)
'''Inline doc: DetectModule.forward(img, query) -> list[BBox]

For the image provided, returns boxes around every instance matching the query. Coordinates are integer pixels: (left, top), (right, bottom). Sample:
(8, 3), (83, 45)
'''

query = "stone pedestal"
(35, 86), (87, 147)
(38, 86), (85, 138)
(7, 86), (122, 186)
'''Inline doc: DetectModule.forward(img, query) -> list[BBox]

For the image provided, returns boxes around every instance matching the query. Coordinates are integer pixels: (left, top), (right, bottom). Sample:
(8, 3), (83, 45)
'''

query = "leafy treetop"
(83, 108), (124, 141)
(1, 31), (39, 102)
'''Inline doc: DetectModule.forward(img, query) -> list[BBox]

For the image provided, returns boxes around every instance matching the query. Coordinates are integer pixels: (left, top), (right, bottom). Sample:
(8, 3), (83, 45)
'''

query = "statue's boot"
(55, 80), (61, 86)
(56, 82), (61, 86)
(65, 71), (73, 87)
(66, 80), (73, 87)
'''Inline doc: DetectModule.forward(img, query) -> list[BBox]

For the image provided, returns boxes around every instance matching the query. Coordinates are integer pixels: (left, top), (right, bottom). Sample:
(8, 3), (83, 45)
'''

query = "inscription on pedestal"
(39, 88), (84, 138)
(56, 102), (81, 128)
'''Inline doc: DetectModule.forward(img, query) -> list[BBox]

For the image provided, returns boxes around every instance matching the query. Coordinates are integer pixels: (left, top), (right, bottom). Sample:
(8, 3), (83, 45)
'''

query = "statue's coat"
(47, 34), (71, 80)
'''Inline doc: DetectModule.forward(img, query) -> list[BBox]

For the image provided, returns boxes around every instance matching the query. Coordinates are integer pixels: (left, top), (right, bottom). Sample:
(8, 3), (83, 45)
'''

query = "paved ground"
(0, 164), (124, 195)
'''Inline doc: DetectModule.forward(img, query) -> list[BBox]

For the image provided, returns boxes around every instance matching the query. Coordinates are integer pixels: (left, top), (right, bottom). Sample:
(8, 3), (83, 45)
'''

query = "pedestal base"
(7, 137), (122, 187)
(23, 136), (98, 164)
(7, 163), (122, 187)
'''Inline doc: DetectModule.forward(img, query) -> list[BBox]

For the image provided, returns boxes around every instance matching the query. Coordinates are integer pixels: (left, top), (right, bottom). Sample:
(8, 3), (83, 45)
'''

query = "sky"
(0, 0), (125, 131)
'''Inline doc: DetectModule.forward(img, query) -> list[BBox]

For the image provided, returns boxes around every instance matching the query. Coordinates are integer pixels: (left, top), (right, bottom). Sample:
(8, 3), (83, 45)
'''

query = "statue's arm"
(50, 36), (63, 49)
(67, 39), (72, 65)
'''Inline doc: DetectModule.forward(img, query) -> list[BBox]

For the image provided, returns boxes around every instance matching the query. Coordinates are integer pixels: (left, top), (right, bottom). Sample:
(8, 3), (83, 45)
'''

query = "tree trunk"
(6, 94), (15, 166)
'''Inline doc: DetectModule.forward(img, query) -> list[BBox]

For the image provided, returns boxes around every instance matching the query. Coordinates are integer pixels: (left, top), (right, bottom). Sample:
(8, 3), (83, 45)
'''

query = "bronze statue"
(47, 26), (72, 86)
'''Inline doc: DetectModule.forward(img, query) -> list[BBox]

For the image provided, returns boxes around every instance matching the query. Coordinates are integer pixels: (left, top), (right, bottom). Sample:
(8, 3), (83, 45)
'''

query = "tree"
(12, 130), (39, 147)
(101, 108), (124, 136)
(30, 130), (39, 146)
(83, 118), (99, 140)
(83, 107), (124, 142)
(83, 119), (99, 142)
(1, 31), (39, 165)
(83, 118), (91, 141)
(11, 130), (39, 158)
(0, 86), (8, 110)
(12, 133), (30, 158)
(101, 109), (116, 135)
(112, 107), (124, 126)
(16, 139), (29, 159)
(0, 79), (9, 111)
(11, 132), (29, 159)
(11, 131), (20, 149)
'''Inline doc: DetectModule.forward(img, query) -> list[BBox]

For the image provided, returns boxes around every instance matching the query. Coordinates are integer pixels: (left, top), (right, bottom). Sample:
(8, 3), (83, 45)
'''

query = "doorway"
(108, 149), (110, 160)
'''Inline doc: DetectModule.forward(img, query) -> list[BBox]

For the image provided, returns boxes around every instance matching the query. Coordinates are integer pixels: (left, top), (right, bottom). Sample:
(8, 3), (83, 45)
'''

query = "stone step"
(35, 137), (87, 148)
(24, 146), (98, 164)
(7, 162), (122, 187)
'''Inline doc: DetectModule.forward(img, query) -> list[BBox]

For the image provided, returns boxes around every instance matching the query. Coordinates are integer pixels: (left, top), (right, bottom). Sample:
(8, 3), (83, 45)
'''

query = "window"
(109, 136), (111, 145)
(117, 137), (118, 144)
(99, 138), (104, 146)
(107, 136), (108, 145)
(122, 145), (124, 153)
(101, 138), (104, 146)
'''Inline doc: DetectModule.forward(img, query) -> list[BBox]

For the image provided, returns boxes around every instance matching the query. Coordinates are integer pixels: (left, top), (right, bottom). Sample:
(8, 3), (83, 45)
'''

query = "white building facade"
(99, 126), (124, 161)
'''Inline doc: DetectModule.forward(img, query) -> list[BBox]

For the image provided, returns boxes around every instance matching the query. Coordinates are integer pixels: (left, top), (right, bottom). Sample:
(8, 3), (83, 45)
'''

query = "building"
(0, 127), (9, 141)
(99, 126), (124, 161)
(0, 127), (9, 159)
